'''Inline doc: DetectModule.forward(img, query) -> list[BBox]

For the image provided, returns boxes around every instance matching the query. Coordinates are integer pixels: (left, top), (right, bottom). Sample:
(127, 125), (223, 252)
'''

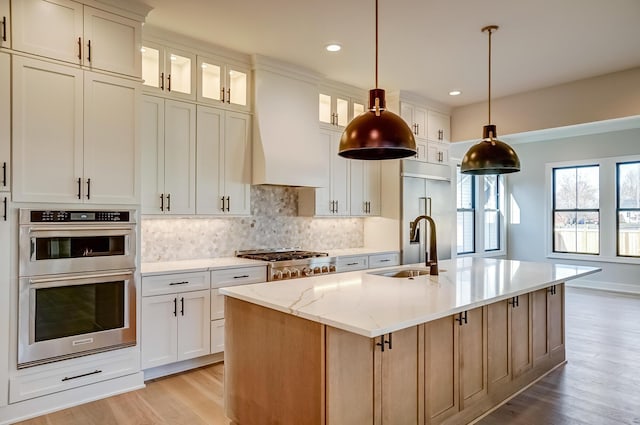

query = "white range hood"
(252, 55), (325, 187)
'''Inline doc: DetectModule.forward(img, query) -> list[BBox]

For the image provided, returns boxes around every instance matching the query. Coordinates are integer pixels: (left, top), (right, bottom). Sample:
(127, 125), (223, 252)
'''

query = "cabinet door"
(331, 132), (350, 215)
(426, 315), (458, 424)
(223, 111), (251, 214)
(165, 47), (196, 101)
(211, 318), (225, 354)
(177, 289), (211, 361)
(365, 161), (381, 215)
(532, 288), (550, 365)
(400, 102), (427, 139)
(511, 294), (532, 378)
(164, 100), (196, 214)
(226, 63), (250, 111)
(141, 41), (165, 93)
(0, 52), (9, 192)
(12, 0), (83, 65)
(12, 56), (83, 203)
(548, 284), (565, 360)
(141, 294), (178, 369)
(83, 6), (141, 77)
(350, 160), (366, 215)
(0, 0), (9, 48)
(84, 72), (139, 204)
(427, 142), (449, 165)
(141, 95), (166, 214)
(487, 300), (511, 391)
(459, 307), (487, 410)
(0, 194), (9, 407)
(377, 327), (420, 425)
(197, 55), (224, 104)
(195, 105), (224, 214)
(210, 288), (225, 320)
(314, 130), (333, 216)
(427, 110), (450, 143)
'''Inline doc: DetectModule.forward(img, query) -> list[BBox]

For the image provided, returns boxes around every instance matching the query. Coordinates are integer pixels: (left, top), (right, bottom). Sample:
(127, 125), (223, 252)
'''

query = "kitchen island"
(220, 258), (600, 425)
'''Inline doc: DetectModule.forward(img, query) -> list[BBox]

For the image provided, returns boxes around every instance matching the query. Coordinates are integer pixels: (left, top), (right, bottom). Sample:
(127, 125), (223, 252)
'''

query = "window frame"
(546, 155), (640, 265)
(483, 175), (501, 252)
(616, 160), (640, 258)
(456, 168), (475, 255)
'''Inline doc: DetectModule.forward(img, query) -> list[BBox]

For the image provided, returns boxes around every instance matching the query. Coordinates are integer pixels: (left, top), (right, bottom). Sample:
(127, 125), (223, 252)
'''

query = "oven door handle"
(27, 226), (134, 233)
(28, 271), (133, 286)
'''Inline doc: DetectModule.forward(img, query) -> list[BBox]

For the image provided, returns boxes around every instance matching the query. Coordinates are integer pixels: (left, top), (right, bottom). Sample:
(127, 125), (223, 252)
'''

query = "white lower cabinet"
(0, 193), (9, 407)
(211, 319), (225, 354)
(141, 271), (211, 369)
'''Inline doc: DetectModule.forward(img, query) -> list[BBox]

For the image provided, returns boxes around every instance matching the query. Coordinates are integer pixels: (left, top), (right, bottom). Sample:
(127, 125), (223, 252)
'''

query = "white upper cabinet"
(400, 101), (428, 140)
(12, 0), (141, 77)
(319, 88), (366, 129)
(12, 56), (139, 204)
(141, 95), (196, 215)
(197, 55), (250, 112)
(0, 0), (10, 48)
(141, 41), (196, 100)
(0, 52), (9, 193)
(350, 160), (381, 216)
(196, 105), (251, 215)
(427, 110), (451, 143)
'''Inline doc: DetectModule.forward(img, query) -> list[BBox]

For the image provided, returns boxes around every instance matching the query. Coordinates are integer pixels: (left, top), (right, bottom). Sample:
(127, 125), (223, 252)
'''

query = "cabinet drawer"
(142, 271), (210, 296)
(10, 349), (139, 403)
(211, 318), (225, 354)
(211, 266), (266, 288)
(336, 256), (368, 272)
(369, 252), (400, 268)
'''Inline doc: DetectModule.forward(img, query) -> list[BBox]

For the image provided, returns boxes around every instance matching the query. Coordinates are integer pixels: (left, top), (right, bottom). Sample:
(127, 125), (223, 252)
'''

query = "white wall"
(488, 128), (640, 292)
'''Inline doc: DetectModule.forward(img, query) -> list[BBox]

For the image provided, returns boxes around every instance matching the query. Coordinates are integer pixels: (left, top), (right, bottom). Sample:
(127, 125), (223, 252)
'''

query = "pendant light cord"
(375, 0), (379, 89)
(487, 26), (492, 125)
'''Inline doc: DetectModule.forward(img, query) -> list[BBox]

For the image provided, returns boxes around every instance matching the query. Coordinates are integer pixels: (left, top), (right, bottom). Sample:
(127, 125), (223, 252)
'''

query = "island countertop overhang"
(220, 257), (601, 338)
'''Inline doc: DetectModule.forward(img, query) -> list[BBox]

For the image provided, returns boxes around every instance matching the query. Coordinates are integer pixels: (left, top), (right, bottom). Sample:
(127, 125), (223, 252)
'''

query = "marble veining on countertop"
(220, 257), (601, 338)
(141, 257), (268, 276)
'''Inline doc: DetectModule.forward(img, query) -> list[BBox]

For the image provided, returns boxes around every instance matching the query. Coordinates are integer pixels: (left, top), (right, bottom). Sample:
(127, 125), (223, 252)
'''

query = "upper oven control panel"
(26, 210), (132, 223)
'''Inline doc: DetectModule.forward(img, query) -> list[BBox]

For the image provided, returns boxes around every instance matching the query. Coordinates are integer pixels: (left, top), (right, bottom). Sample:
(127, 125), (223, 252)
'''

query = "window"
(617, 161), (640, 257)
(484, 175), (500, 251)
(457, 168), (475, 254)
(552, 165), (600, 254)
(456, 167), (504, 256)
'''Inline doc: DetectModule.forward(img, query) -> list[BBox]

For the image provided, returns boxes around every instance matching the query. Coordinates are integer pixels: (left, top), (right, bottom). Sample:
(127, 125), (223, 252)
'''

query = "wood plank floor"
(15, 287), (640, 425)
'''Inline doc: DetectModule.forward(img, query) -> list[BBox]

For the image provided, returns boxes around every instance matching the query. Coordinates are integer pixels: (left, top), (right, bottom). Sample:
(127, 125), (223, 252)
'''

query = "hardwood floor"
(15, 287), (640, 425)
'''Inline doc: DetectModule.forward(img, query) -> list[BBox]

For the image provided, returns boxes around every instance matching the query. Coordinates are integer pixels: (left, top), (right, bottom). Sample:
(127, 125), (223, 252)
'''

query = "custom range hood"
(252, 55), (326, 187)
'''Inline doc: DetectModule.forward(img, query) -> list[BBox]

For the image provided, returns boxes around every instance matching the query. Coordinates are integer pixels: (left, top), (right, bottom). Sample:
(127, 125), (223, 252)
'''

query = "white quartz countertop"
(326, 248), (399, 257)
(220, 257), (601, 338)
(141, 257), (268, 276)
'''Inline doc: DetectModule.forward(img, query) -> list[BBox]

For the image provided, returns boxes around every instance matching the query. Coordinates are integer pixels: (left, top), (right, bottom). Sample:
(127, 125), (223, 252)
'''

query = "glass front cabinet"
(141, 41), (196, 101)
(197, 55), (250, 112)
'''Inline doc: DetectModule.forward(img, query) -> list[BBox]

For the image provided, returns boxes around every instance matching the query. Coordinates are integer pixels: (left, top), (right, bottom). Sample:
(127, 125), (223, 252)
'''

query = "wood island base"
(224, 282), (566, 425)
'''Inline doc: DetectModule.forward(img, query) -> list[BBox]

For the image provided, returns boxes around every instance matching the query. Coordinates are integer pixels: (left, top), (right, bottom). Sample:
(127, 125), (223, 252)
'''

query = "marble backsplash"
(141, 185), (364, 262)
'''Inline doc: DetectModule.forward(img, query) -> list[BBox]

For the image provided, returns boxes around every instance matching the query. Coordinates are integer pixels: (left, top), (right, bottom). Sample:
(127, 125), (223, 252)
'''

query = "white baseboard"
(0, 372), (144, 425)
(566, 279), (640, 295)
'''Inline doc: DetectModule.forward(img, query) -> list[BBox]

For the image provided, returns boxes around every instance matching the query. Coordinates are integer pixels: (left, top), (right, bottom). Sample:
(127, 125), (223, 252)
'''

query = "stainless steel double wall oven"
(18, 209), (137, 368)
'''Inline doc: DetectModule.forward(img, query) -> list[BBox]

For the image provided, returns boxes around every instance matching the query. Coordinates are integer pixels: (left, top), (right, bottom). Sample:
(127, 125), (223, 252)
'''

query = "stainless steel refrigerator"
(401, 160), (455, 265)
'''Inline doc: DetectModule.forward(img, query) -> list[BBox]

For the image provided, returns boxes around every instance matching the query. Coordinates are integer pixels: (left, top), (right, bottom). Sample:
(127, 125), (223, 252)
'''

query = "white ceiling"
(143, 0), (640, 108)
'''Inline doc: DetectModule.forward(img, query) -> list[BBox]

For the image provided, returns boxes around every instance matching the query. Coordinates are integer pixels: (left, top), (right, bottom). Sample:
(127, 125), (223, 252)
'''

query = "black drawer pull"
(62, 369), (102, 382)
(169, 281), (189, 286)
(233, 275), (250, 279)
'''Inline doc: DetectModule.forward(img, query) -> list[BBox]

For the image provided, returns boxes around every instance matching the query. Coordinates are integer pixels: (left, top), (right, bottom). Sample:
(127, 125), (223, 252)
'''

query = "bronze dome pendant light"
(338, 0), (416, 160)
(461, 25), (520, 175)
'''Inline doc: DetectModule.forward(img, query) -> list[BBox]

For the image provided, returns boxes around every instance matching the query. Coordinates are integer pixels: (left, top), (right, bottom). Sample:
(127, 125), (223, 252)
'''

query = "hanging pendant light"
(461, 25), (520, 175)
(338, 0), (416, 160)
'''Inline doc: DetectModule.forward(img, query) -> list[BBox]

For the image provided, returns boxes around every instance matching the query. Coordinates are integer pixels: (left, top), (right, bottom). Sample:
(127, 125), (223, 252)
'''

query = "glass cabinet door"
(227, 65), (248, 109)
(353, 101), (365, 118)
(141, 42), (163, 90)
(198, 56), (249, 110)
(166, 48), (195, 99)
(199, 56), (223, 103)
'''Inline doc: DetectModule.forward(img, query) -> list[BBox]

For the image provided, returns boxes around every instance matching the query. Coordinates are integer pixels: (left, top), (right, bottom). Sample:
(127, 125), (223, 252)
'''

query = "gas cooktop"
(236, 249), (335, 281)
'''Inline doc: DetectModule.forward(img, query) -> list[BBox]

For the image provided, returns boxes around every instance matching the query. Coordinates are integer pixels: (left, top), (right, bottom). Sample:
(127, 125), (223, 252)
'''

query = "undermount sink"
(369, 268), (432, 278)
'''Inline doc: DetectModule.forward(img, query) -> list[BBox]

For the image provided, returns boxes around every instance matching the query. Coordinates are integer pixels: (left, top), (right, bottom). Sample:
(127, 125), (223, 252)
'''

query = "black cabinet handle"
(87, 39), (91, 62)
(2, 197), (6, 221)
(160, 72), (165, 90)
(233, 275), (250, 279)
(62, 369), (102, 382)
(1, 16), (6, 42)
(387, 332), (393, 350)
(86, 178), (91, 200)
(167, 74), (171, 92)
(173, 297), (177, 316)
(2, 162), (6, 187)
(77, 177), (82, 199)
(180, 297), (185, 316)
(548, 285), (557, 295)
(227, 88), (231, 104)
(225, 196), (230, 212)
(166, 194), (171, 211)
(160, 194), (164, 211)
(169, 281), (188, 286)
(221, 196), (225, 212)
(455, 311), (468, 326)
(508, 296), (520, 308)
(220, 87), (225, 102)
(376, 333), (393, 352)
(77, 37), (82, 60)
(376, 335), (386, 352)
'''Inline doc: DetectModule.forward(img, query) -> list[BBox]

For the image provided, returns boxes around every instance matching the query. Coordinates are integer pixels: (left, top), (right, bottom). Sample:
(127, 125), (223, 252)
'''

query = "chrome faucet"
(409, 215), (438, 275)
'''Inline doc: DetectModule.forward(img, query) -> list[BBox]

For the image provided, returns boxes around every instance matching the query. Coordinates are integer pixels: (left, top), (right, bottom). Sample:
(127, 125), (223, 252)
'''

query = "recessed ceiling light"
(326, 43), (342, 52)
(449, 90), (462, 96)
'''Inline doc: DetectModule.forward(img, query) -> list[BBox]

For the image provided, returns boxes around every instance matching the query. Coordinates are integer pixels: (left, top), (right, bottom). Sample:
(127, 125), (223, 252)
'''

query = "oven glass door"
(20, 226), (136, 276)
(19, 271), (136, 368)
